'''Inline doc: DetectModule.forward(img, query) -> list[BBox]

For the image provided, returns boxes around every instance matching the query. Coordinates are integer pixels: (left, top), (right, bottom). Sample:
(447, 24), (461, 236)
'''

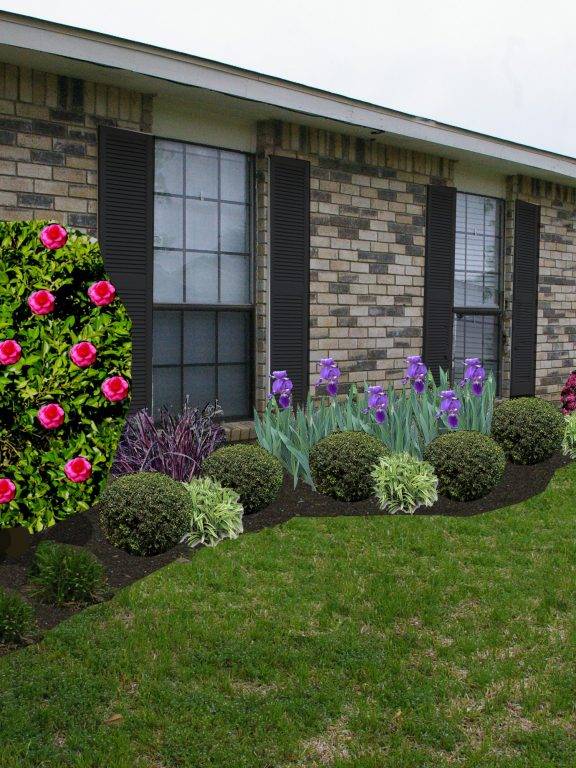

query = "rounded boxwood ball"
(491, 397), (565, 464)
(424, 431), (506, 502)
(310, 430), (388, 502)
(202, 444), (283, 514)
(99, 472), (190, 556)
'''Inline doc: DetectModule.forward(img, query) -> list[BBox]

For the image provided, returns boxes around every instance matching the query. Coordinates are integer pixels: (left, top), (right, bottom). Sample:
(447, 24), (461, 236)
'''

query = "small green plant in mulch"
(29, 541), (107, 606)
(182, 477), (243, 548)
(491, 397), (565, 464)
(0, 587), (35, 646)
(562, 413), (576, 460)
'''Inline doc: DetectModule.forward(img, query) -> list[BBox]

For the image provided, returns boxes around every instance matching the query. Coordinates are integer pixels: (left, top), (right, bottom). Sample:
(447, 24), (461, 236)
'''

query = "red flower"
(64, 457), (92, 483)
(0, 478), (16, 504)
(69, 341), (97, 368)
(37, 403), (65, 429)
(0, 339), (22, 365)
(28, 290), (55, 315)
(88, 280), (116, 307)
(39, 223), (68, 250)
(101, 375), (130, 402)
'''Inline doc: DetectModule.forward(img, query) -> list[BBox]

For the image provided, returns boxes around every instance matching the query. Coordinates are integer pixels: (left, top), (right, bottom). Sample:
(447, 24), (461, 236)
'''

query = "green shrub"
(202, 444), (282, 514)
(562, 413), (576, 460)
(309, 430), (388, 501)
(0, 587), (34, 645)
(182, 477), (243, 548)
(424, 431), (506, 501)
(371, 452), (438, 514)
(0, 220), (132, 533)
(29, 541), (106, 605)
(491, 397), (565, 464)
(99, 472), (190, 555)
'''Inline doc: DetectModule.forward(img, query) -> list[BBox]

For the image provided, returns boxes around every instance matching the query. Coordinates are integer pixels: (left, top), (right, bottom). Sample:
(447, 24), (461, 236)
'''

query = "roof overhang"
(2, 11), (576, 186)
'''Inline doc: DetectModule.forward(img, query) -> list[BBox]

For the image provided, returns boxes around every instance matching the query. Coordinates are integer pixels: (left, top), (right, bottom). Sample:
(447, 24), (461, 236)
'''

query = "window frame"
(452, 191), (505, 393)
(152, 136), (256, 420)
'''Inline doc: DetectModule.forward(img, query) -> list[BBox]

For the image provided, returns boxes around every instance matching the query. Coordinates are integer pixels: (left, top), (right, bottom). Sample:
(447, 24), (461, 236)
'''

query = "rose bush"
(561, 371), (576, 415)
(0, 220), (132, 532)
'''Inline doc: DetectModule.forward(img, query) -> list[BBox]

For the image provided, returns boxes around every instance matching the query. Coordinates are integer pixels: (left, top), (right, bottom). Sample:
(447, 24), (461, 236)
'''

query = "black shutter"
(98, 126), (154, 413)
(269, 156), (310, 404)
(423, 185), (457, 382)
(510, 200), (540, 397)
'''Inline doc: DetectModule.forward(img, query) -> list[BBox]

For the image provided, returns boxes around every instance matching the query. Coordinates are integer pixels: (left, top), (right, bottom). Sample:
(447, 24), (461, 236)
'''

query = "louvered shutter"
(269, 156), (310, 404)
(510, 200), (540, 397)
(98, 126), (154, 413)
(423, 185), (457, 382)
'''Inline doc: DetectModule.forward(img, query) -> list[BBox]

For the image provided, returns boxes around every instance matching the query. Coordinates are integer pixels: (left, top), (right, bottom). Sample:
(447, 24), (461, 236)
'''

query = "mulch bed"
(0, 451), (570, 648)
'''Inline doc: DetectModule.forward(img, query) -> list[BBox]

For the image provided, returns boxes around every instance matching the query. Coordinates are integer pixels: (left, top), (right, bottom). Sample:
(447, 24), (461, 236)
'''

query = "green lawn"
(1, 463), (576, 768)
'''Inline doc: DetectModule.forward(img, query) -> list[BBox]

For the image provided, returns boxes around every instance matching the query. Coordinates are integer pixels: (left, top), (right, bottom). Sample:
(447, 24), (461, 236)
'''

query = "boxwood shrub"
(0, 220), (132, 532)
(310, 430), (388, 501)
(424, 431), (506, 501)
(491, 397), (565, 464)
(202, 444), (283, 514)
(99, 472), (191, 556)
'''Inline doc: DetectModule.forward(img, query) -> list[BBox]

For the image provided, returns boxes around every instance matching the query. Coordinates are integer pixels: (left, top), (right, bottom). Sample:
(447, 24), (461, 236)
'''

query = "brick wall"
(0, 64), (151, 234)
(255, 120), (455, 408)
(508, 175), (576, 398)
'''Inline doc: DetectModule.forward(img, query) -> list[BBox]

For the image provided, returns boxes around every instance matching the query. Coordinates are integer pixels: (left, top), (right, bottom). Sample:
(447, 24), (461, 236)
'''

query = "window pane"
(154, 195), (183, 248)
(221, 152), (247, 202)
(453, 314), (499, 382)
(218, 311), (249, 363)
(220, 253), (250, 304)
(153, 311), (181, 365)
(183, 311), (215, 364)
(185, 252), (218, 304)
(218, 364), (249, 417)
(186, 146), (218, 199)
(184, 365), (216, 409)
(154, 250), (183, 303)
(152, 366), (181, 418)
(221, 203), (247, 253)
(155, 142), (183, 195)
(186, 199), (218, 251)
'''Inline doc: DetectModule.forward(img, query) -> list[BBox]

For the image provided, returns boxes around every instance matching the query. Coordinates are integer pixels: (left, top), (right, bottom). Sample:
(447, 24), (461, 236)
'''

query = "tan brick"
(0, 176), (33, 192)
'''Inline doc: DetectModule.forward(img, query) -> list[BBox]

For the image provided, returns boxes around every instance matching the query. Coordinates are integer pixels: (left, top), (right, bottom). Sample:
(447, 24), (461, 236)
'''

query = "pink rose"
(64, 457), (92, 483)
(28, 290), (56, 315)
(0, 339), (22, 365)
(101, 375), (130, 402)
(88, 280), (116, 307)
(0, 478), (16, 504)
(69, 341), (97, 368)
(39, 223), (68, 250)
(37, 403), (65, 429)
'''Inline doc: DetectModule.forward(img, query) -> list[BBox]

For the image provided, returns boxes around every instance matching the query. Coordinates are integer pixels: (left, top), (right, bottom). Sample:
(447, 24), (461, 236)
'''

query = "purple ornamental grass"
(437, 389), (462, 429)
(316, 357), (341, 397)
(269, 370), (293, 409)
(460, 357), (486, 396)
(112, 399), (225, 482)
(365, 384), (388, 423)
(403, 355), (428, 394)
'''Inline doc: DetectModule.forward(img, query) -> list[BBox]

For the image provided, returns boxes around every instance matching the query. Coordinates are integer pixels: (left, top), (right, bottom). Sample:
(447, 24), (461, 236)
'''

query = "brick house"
(1, 12), (575, 433)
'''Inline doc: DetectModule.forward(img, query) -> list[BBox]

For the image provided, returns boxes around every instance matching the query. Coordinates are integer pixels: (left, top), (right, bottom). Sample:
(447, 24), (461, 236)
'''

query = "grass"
(1, 463), (575, 767)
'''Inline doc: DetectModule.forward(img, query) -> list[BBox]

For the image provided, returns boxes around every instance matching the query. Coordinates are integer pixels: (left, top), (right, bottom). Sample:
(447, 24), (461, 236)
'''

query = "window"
(152, 140), (253, 419)
(452, 193), (503, 386)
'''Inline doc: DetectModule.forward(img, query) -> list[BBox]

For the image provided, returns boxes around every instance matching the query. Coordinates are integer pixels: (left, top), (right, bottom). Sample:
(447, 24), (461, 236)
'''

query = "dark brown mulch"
(0, 451), (570, 647)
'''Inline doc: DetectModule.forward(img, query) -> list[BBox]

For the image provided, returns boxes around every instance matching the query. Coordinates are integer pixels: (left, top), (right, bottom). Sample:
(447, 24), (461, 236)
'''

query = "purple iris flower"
(460, 357), (486, 396)
(364, 384), (388, 423)
(436, 389), (462, 429)
(403, 355), (428, 394)
(269, 370), (293, 409)
(316, 356), (341, 397)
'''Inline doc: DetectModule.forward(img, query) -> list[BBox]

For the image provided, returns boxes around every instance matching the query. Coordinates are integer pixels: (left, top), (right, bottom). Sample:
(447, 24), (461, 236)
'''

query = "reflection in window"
(452, 193), (503, 385)
(152, 140), (253, 419)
